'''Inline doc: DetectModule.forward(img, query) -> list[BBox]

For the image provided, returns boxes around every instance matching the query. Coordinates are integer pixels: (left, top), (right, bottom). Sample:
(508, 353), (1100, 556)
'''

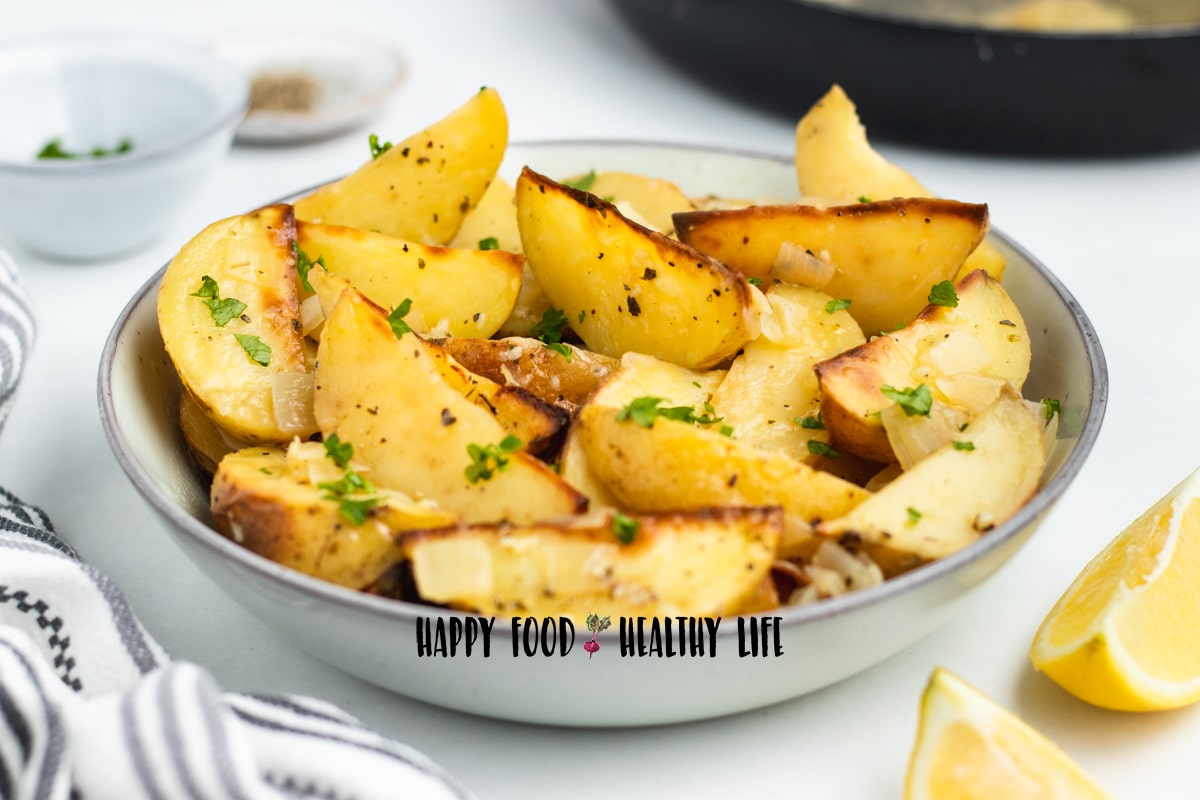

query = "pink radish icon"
(585, 613), (611, 658)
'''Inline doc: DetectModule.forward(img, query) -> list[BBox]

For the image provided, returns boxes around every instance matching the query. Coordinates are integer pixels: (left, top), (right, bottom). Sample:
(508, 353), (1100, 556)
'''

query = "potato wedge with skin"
(437, 336), (619, 411)
(313, 288), (586, 524)
(211, 446), (459, 589)
(297, 220), (521, 339)
(816, 387), (1046, 577)
(710, 284), (865, 463)
(558, 425), (622, 508)
(794, 84), (1005, 281)
(295, 87), (507, 244)
(815, 270), (1031, 463)
(402, 507), (781, 622)
(516, 166), (756, 370)
(180, 392), (247, 475)
(576, 403), (869, 559)
(674, 198), (989, 336)
(158, 204), (314, 443)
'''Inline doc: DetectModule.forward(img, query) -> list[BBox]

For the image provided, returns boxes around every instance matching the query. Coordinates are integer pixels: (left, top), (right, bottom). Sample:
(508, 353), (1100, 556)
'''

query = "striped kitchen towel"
(0, 249), (472, 800)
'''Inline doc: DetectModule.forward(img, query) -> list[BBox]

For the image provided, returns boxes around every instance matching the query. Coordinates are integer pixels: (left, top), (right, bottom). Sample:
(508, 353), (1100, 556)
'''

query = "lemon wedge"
(1030, 467), (1200, 711)
(905, 668), (1110, 799)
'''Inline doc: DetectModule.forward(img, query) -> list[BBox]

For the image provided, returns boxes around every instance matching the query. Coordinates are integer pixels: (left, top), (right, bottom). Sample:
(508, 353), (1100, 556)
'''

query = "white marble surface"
(3, 2), (1200, 797)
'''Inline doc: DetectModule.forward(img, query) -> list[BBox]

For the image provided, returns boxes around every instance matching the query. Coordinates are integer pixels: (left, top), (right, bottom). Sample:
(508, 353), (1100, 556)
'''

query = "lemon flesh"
(1030, 468), (1200, 711)
(906, 669), (1110, 800)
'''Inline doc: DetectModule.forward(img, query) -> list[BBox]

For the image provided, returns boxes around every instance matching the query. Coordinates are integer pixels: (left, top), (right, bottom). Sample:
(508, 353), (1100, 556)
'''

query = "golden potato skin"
(516, 166), (756, 370)
(211, 448), (459, 589)
(816, 387), (1046, 577)
(674, 198), (989, 336)
(295, 87), (508, 244)
(158, 204), (313, 443)
(401, 507), (781, 622)
(815, 269), (1031, 463)
(313, 288), (587, 524)
(296, 220), (522, 339)
(179, 392), (245, 475)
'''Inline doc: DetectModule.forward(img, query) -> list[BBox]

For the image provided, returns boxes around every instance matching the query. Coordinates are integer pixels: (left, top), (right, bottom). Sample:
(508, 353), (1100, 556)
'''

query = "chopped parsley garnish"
(747, 277), (763, 287)
(719, 424), (734, 437)
(613, 512), (639, 544)
(807, 440), (840, 459)
(478, 236), (500, 251)
(880, 384), (932, 417)
(36, 137), (133, 160)
(794, 414), (825, 430)
(857, 195), (871, 204)
(825, 298), (852, 314)
(388, 298), (414, 338)
(561, 169), (597, 192)
(464, 435), (523, 483)
(368, 133), (393, 159)
(292, 242), (324, 294)
(191, 275), (247, 327)
(528, 307), (572, 360)
(334, 497), (381, 526)
(577, 310), (587, 324)
(952, 440), (976, 451)
(615, 396), (723, 429)
(234, 334), (271, 366)
(928, 280), (959, 308)
(322, 432), (354, 469)
(1042, 397), (1061, 422)
(907, 507), (923, 524)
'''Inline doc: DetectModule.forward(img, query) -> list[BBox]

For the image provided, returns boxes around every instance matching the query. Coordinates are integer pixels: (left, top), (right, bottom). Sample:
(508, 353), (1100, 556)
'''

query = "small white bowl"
(213, 32), (406, 144)
(0, 37), (248, 261)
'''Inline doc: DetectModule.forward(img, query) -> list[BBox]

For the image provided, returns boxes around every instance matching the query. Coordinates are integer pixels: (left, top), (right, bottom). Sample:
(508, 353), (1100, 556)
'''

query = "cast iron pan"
(608, 0), (1200, 156)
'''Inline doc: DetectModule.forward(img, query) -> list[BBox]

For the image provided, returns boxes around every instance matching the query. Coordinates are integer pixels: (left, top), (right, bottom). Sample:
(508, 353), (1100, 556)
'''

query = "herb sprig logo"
(584, 613), (610, 658)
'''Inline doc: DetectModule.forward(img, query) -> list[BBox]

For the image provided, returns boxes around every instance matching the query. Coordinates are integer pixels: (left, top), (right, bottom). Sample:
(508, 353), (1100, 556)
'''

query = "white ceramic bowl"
(98, 141), (1107, 726)
(0, 37), (248, 260)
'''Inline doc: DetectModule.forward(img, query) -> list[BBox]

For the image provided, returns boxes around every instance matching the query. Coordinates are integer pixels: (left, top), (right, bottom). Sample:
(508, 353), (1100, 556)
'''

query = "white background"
(3, 2), (1200, 797)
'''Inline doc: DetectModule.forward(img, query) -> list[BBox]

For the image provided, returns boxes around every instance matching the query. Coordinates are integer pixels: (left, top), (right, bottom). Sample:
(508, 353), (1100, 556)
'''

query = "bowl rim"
(0, 34), (249, 174)
(96, 138), (1109, 637)
(786, 0), (1200, 39)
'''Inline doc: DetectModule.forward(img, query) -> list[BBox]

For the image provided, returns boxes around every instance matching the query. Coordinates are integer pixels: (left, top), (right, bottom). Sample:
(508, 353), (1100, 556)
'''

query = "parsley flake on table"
(36, 136), (133, 160)
(825, 298), (852, 314)
(794, 414), (825, 430)
(880, 384), (932, 417)
(464, 435), (523, 483)
(528, 307), (572, 360)
(613, 512), (639, 544)
(368, 133), (393, 159)
(388, 299), (414, 338)
(234, 334), (271, 366)
(292, 242), (325, 293)
(928, 280), (959, 308)
(807, 440), (840, 459)
(478, 236), (500, 251)
(191, 275), (247, 327)
(561, 169), (597, 192)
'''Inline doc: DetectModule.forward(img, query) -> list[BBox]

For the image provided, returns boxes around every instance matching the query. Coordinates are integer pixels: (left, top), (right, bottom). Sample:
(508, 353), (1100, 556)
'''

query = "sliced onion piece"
(933, 374), (1007, 413)
(286, 439), (341, 486)
(811, 539), (884, 592)
(881, 400), (970, 471)
(299, 294), (325, 337)
(770, 241), (835, 289)
(271, 371), (317, 435)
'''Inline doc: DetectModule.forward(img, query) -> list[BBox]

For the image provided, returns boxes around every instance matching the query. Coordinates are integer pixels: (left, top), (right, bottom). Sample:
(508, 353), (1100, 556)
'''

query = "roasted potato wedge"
(437, 336), (619, 411)
(158, 204), (314, 443)
(211, 445), (459, 589)
(816, 387), (1045, 576)
(562, 170), (696, 234)
(402, 507), (781, 621)
(179, 392), (246, 475)
(709, 284), (865, 462)
(297, 220), (522, 339)
(295, 87), (507, 244)
(794, 84), (1005, 281)
(815, 270), (1031, 463)
(449, 176), (522, 253)
(313, 288), (586, 524)
(675, 198), (989, 336)
(516, 166), (757, 370)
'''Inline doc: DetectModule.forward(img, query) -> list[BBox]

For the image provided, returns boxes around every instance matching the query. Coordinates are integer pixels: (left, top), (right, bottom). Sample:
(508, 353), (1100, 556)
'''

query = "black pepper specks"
(627, 296), (641, 316)
(441, 409), (457, 426)
(642, 267), (656, 280)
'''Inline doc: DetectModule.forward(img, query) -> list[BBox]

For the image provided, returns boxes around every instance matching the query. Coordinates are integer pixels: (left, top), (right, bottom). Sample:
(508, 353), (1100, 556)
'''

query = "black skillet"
(607, 0), (1200, 156)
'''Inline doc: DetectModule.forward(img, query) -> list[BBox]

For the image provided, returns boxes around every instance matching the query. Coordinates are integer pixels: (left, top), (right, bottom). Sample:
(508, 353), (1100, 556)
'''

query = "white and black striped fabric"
(0, 249), (472, 800)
